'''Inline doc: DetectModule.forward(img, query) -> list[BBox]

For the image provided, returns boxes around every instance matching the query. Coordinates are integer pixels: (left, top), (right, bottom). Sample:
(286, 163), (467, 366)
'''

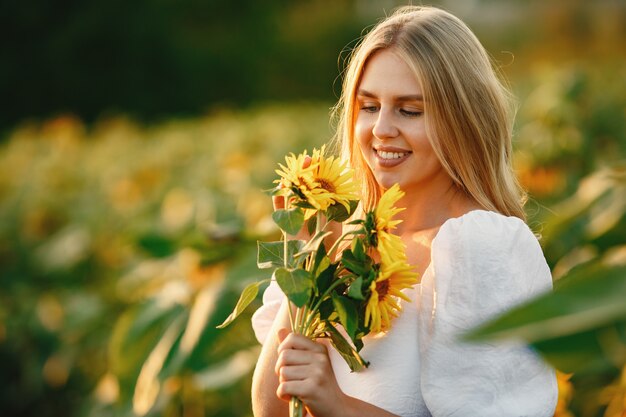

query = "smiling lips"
(374, 147), (412, 168)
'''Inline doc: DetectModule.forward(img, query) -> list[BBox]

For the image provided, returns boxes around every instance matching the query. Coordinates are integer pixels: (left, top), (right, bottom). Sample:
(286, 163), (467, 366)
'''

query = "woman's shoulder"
(434, 209), (538, 256)
(426, 210), (552, 324)
(439, 209), (528, 234)
(430, 209), (551, 288)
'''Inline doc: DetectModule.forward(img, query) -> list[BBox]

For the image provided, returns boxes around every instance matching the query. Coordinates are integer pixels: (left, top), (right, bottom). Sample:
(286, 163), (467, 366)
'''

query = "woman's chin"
(375, 175), (403, 191)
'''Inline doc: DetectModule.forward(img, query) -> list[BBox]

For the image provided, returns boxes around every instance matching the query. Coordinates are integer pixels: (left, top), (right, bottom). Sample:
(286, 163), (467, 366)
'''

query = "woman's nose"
(372, 110), (399, 139)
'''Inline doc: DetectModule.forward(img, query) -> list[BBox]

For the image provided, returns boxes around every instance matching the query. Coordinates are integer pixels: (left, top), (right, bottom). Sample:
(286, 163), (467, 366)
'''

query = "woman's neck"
(393, 176), (480, 235)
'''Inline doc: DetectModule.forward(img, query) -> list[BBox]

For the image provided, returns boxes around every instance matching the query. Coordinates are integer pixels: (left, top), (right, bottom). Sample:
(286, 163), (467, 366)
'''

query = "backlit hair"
(332, 5), (526, 219)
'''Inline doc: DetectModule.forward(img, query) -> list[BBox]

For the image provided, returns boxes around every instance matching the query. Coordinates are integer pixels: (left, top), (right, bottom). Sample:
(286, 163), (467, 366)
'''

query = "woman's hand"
(275, 328), (348, 417)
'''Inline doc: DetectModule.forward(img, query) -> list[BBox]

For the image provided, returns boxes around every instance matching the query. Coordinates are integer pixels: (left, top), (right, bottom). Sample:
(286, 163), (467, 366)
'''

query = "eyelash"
(359, 105), (422, 117)
(361, 105), (378, 113)
(400, 109), (422, 117)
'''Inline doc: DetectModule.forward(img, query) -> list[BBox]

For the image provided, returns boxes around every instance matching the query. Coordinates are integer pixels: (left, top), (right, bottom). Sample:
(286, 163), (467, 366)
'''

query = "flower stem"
(290, 396), (304, 417)
(281, 194), (297, 330)
(303, 273), (352, 332)
(327, 229), (363, 259)
(316, 211), (323, 235)
(281, 229), (296, 330)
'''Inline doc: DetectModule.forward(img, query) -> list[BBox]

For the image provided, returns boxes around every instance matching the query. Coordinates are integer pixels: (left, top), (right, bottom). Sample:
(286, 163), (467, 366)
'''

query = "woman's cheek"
(354, 120), (371, 151)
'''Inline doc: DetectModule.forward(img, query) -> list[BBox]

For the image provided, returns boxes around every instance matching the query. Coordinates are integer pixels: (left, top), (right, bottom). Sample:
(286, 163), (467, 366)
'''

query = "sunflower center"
(298, 176), (314, 191)
(376, 279), (390, 301)
(316, 177), (336, 193)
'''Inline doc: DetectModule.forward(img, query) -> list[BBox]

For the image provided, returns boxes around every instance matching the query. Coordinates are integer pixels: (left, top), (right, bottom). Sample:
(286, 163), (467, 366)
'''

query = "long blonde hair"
(332, 5), (526, 220)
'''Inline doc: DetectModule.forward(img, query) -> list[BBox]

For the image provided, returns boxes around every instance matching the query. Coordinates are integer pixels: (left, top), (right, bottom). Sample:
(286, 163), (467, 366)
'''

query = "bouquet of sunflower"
(218, 146), (419, 417)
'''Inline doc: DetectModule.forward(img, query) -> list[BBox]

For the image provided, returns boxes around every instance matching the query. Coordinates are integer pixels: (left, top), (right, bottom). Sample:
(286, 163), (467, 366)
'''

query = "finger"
(272, 194), (285, 210)
(277, 327), (290, 342)
(276, 381), (294, 402)
(302, 155), (312, 169)
(278, 364), (311, 382)
(277, 380), (310, 402)
(278, 333), (327, 354)
(276, 347), (322, 366)
(275, 348), (318, 375)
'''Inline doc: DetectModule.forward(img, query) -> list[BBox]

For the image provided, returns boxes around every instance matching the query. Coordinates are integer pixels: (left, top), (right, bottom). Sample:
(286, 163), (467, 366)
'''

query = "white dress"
(251, 210), (558, 417)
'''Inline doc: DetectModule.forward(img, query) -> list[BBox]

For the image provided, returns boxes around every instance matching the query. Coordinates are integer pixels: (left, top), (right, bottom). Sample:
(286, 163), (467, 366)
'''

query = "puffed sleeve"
(419, 211), (558, 416)
(251, 279), (284, 344)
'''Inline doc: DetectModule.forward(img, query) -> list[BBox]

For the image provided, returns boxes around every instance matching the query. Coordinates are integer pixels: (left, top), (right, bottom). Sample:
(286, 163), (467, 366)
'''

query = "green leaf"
(332, 294), (358, 340)
(363, 269), (377, 289)
(315, 256), (331, 279)
(325, 200), (358, 223)
(353, 334), (365, 352)
(352, 237), (366, 261)
(465, 265), (626, 374)
(257, 240), (304, 269)
(133, 315), (186, 415)
(347, 275), (366, 300)
(316, 263), (337, 297)
(109, 300), (186, 380)
(296, 230), (333, 258)
(312, 241), (329, 277)
(216, 280), (268, 329)
(318, 298), (335, 321)
(272, 208), (305, 235)
(257, 241), (282, 269)
(324, 323), (369, 372)
(466, 265), (626, 344)
(341, 249), (369, 276)
(275, 268), (312, 308)
(307, 215), (317, 236)
(137, 233), (176, 258)
(293, 199), (316, 210)
(180, 249), (262, 371)
(531, 322), (626, 374)
(311, 243), (331, 297)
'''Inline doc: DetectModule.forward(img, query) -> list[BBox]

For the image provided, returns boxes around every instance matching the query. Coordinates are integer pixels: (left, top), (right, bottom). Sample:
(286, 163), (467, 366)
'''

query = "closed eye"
(360, 104), (379, 113)
(400, 108), (422, 117)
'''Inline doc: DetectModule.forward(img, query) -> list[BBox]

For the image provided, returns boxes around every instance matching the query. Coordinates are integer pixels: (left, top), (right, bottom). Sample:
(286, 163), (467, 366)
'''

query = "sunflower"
(274, 150), (318, 200)
(364, 258), (419, 333)
(377, 230), (407, 262)
(308, 145), (359, 210)
(375, 183), (405, 233)
(367, 184), (407, 259)
(275, 146), (359, 216)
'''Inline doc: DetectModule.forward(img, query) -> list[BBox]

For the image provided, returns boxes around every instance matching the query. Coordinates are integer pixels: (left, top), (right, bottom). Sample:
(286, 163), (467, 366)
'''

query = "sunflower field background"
(1, 1), (625, 417)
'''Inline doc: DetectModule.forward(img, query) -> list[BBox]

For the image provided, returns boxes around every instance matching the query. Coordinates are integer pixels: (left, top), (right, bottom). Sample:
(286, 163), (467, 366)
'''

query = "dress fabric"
(251, 210), (558, 417)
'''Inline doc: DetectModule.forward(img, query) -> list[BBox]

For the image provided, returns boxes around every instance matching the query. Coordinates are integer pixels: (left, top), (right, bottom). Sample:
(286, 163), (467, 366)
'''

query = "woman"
(251, 6), (558, 417)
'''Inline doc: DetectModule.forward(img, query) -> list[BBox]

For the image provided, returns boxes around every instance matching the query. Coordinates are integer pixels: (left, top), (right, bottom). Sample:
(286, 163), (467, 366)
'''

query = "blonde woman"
(251, 6), (557, 417)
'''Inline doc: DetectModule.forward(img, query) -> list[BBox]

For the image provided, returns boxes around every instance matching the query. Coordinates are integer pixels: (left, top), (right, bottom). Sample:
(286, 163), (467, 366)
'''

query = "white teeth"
(377, 150), (408, 160)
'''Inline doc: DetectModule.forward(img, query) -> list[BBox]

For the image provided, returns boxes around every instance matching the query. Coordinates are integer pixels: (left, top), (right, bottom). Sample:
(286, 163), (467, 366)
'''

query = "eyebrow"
(357, 89), (423, 101)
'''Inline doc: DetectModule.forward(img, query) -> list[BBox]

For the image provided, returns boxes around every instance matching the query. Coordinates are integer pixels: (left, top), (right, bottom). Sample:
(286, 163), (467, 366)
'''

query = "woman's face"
(355, 49), (449, 194)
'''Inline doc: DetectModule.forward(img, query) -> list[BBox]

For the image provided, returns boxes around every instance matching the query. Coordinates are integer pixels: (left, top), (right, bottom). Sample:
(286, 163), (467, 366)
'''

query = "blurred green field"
(1, 62), (625, 416)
